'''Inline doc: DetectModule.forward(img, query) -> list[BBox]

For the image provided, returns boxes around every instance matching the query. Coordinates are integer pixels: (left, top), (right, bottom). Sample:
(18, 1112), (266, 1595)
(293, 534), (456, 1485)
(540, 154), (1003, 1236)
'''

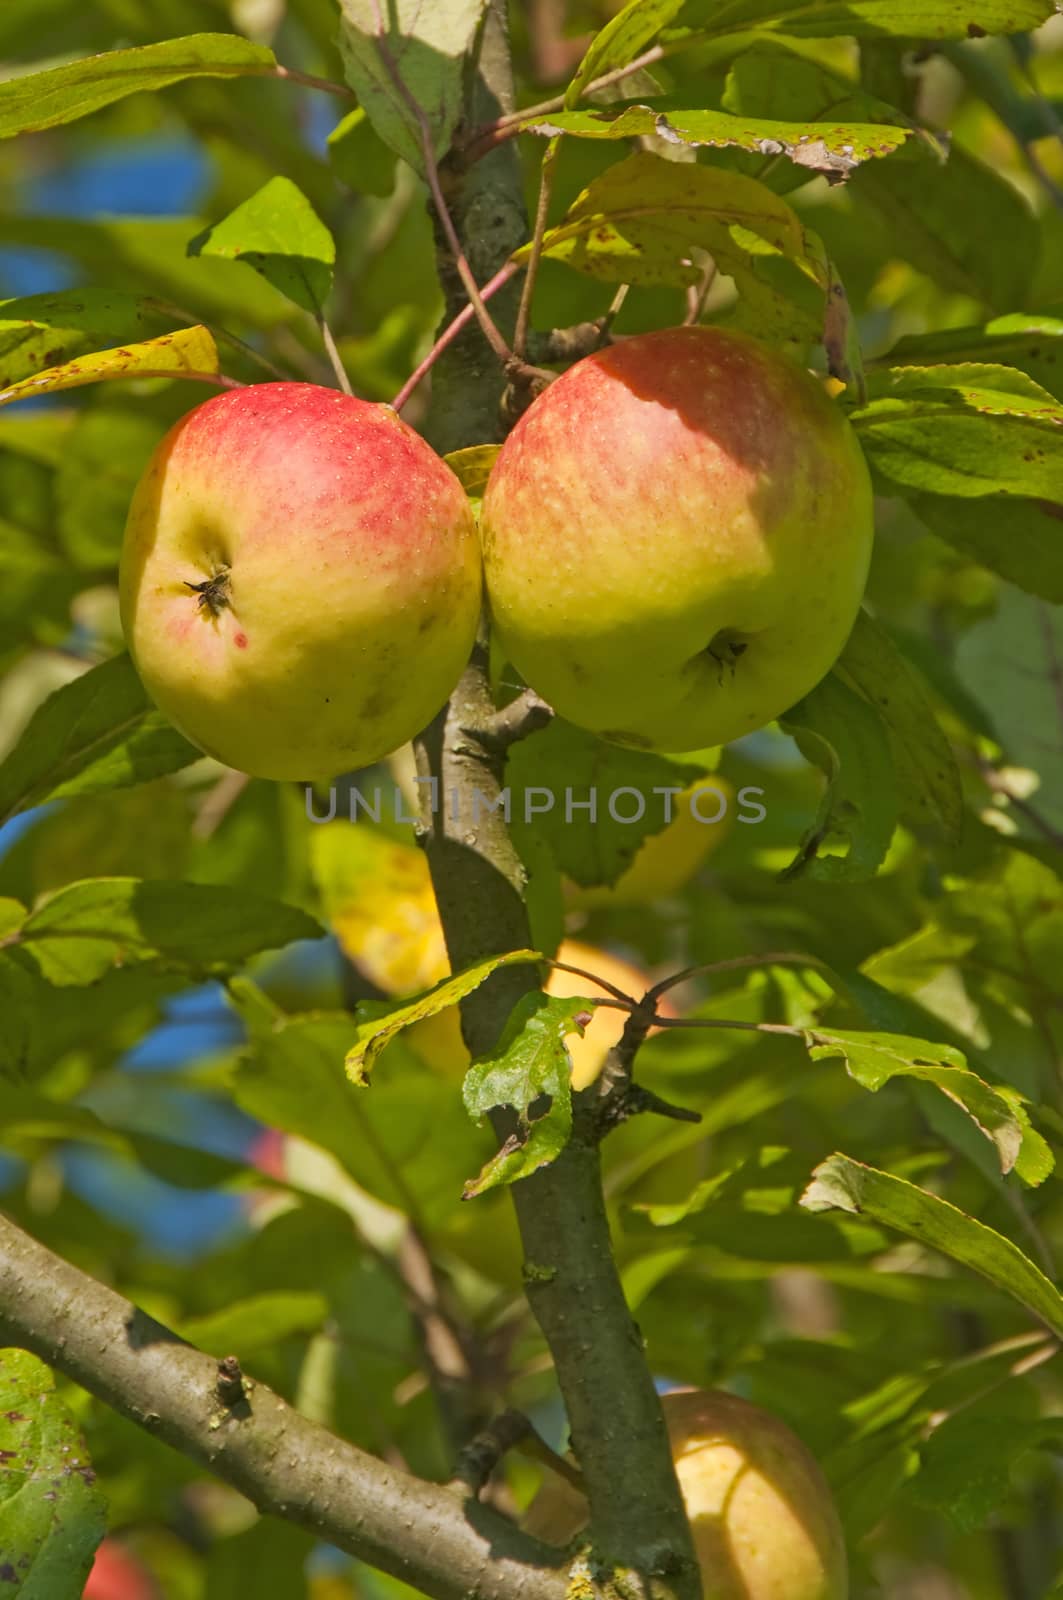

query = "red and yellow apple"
(481, 327), (872, 753)
(120, 383), (480, 780)
(524, 1387), (847, 1600)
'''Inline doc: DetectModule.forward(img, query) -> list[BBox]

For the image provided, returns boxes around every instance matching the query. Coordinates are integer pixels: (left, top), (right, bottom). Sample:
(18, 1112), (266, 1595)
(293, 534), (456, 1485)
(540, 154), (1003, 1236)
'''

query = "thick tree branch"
(412, 16), (701, 1594)
(0, 1211), (565, 1600)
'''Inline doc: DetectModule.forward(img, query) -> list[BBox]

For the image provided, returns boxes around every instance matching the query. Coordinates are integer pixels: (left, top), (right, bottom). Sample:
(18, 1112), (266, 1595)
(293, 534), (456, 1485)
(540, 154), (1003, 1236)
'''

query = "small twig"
(192, 770), (250, 841)
(542, 959), (638, 1009)
(595, 283), (630, 348)
(318, 311), (354, 395)
(392, 262), (520, 412)
(683, 258), (718, 325)
(514, 137), (561, 359)
(461, 43), (670, 162)
(397, 1226), (482, 1449)
(367, 0), (514, 368)
(450, 1409), (532, 1494)
(643, 950), (828, 1004)
(144, 299), (291, 380)
(516, 1428), (586, 1492)
(272, 63), (355, 99)
(977, 759), (1063, 851)
(649, 1015), (803, 1038)
(472, 688), (554, 752)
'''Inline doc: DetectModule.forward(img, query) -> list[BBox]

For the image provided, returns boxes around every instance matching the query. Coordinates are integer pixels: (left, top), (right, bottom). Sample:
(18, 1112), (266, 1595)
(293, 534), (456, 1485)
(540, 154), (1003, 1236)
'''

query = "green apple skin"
(120, 383), (480, 780)
(481, 327), (873, 752)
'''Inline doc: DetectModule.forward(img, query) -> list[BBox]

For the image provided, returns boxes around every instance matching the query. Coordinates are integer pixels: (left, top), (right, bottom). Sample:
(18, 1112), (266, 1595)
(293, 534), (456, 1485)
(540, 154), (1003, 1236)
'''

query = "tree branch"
(412, 15), (701, 1593)
(0, 1210), (565, 1600)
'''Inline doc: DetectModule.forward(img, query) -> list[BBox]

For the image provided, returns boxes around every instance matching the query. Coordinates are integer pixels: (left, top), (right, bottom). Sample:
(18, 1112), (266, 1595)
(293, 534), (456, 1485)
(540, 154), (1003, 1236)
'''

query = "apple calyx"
(183, 567), (232, 618)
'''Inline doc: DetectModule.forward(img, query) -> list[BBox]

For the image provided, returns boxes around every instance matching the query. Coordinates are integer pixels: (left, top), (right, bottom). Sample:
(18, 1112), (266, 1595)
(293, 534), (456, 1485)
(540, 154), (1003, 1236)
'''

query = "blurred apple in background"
(524, 1387), (847, 1600)
(84, 1539), (157, 1600)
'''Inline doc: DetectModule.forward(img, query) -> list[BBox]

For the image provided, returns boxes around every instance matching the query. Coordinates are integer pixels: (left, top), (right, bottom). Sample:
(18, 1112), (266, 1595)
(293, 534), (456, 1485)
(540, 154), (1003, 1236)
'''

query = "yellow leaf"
(0, 324), (219, 407)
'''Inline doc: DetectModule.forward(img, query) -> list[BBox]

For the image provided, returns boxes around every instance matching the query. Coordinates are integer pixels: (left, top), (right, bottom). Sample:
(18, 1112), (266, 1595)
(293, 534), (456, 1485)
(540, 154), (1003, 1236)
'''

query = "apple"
(481, 327), (872, 753)
(84, 1538), (157, 1600)
(120, 383), (481, 780)
(523, 1387), (847, 1600)
(568, 777), (733, 907)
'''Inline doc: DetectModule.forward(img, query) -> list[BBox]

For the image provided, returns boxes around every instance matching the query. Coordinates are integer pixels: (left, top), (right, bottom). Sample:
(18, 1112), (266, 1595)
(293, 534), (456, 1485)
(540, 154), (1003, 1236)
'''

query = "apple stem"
(513, 136), (561, 360)
(270, 63), (355, 99)
(317, 311), (354, 396)
(459, 43), (672, 163)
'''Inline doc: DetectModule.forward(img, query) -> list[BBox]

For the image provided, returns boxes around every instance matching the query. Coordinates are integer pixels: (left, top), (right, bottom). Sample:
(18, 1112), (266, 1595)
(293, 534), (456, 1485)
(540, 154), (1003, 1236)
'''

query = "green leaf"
(506, 717), (712, 889)
(344, 948), (542, 1084)
(629, 1145), (887, 1260)
(955, 594), (1063, 835)
(54, 407), (166, 571)
(565, 0), (685, 108)
(180, 1292), (329, 1356)
(802, 1153), (1063, 1338)
(804, 1029), (1025, 1174)
(13, 877), (323, 986)
(912, 1413), (1063, 1531)
(851, 363), (1063, 499)
(205, 1521), (312, 1600)
(188, 177), (336, 317)
(337, 0), (489, 173)
(851, 144), (1037, 310)
(0, 1349), (106, 1595)
(0, 289), (177, 388)
(525, 102), (913, 180)
(0, 33), (276, 138)
(884, 313), (1063, 403)
(0, 325), (219, 409)
(907, 492), (1063, 605)
(0, 655), (200, 826)
(780, 670), (899, 881)
(527, 150), (830, 351)
(836, 610), (962, 840)
(462, 993), (593, 1196)
(0, 216), (295, 327)
(231, 1011), (487, 1223)
(668, 0), (1054, 42)
(443, 443), (501, 510)
(327, 106), (399, 197)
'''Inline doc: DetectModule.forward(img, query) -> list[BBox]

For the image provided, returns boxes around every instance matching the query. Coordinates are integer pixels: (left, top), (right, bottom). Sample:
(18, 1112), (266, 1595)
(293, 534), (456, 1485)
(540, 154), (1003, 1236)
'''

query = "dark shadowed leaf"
(780, 670), (898, 880)
(506, 717), (712, 888)
(13, 877), (322, 985)
(0, 654), (200, 824)
(836, 610), (963, 839)
(337, 0), (489, 172)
